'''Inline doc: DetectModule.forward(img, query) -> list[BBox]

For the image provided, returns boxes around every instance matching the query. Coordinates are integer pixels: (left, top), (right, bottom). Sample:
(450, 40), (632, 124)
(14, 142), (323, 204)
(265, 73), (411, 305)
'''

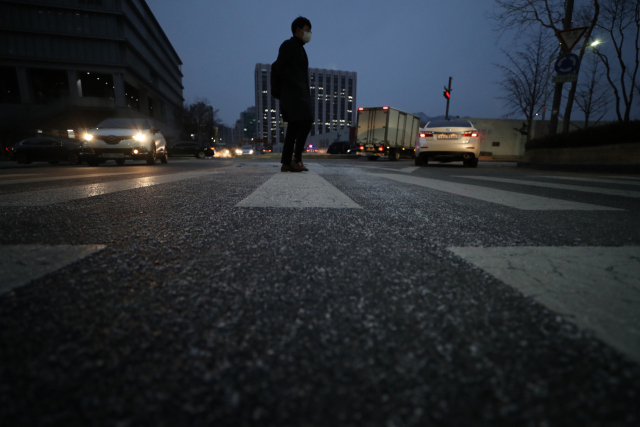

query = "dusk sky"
(150, 0), (531, 126)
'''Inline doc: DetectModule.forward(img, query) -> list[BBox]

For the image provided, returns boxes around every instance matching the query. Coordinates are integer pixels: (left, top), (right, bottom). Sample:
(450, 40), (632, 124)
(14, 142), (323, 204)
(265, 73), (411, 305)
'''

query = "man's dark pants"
(281, 120), (312, 165)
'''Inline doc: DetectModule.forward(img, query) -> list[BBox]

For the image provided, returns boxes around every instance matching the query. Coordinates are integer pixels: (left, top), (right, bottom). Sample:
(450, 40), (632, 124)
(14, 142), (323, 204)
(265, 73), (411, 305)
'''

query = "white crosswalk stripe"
(0, 172), (142, 186)
(455, 176), (640, 198)
(237, 172), (361, 208)
(371, 173), (622, 211)
(540, 176), (640, 186)
(0, 170), (218, 207)
(0, 244), (106, 295)
(449, 246), (640, 363)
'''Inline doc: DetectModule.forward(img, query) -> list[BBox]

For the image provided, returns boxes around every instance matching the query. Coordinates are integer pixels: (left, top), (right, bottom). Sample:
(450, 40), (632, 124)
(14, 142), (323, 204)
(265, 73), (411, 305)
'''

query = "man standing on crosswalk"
(276, 16), (313, 173)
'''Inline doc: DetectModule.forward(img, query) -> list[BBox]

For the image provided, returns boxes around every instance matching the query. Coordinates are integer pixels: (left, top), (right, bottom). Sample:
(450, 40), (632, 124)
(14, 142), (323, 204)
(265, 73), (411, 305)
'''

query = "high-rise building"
(254, 64), (356, 147)
(0, 0), (183, 144)
(234, 106), (256, 143)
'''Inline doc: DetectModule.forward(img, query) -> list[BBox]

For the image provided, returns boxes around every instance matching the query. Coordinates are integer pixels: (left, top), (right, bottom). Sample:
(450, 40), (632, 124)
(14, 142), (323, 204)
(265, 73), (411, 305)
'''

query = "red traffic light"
(443, 90), (450, 100)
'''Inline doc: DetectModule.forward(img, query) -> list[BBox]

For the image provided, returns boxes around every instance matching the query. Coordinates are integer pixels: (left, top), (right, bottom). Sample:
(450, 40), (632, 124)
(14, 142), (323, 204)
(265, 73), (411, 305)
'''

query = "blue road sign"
(554, 53), (581, 75)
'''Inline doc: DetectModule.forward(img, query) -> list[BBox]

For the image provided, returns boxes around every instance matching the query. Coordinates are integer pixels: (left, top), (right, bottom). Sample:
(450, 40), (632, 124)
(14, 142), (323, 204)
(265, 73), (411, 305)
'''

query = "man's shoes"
(281, 162), (303, 172)
(295, 160), (309, 171)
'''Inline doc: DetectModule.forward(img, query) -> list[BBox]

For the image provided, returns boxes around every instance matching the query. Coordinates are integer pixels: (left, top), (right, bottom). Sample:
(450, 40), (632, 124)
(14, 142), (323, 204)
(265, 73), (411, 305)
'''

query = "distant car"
(327, 141), (353, 154)
(259, 147), (272, 154)
(167, 142), (215, 159)
(415, 119), (480, 168)
(6, 137), (83, 165)
(306, 144), (319, 153)
(81, 117), (168, 166)
(238, 145), (255, 155)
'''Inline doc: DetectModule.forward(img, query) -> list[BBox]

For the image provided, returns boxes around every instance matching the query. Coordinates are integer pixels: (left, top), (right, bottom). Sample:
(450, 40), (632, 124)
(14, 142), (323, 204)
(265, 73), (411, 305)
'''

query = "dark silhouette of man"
(277, 16), (313, 172)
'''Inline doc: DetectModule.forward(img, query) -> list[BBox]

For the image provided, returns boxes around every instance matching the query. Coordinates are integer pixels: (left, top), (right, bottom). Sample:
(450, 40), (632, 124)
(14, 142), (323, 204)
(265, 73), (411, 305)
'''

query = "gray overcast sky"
(151, 0), (512, 126)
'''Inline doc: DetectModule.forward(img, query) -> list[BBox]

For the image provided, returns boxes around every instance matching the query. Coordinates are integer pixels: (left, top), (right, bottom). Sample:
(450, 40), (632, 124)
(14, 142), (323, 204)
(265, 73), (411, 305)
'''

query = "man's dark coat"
(276, 36), (313, 123)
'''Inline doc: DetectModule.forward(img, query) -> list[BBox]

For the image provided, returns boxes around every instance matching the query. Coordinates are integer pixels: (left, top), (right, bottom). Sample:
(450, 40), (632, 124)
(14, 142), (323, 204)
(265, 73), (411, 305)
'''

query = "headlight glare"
(84, 133), (93, 141)
(133, 133), (146, 141)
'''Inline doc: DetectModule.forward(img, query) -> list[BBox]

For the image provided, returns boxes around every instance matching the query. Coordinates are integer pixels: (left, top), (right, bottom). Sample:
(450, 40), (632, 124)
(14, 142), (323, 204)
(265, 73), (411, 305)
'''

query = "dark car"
(327, 141), (353, 154)
(6, 137), (82, 165)
(167, 142), (215, 159)
(346, 146), (362, 155)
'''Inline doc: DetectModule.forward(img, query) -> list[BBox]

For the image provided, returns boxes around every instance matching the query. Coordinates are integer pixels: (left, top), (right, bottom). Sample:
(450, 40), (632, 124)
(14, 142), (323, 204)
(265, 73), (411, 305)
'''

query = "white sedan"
(415, 120), (480, 168)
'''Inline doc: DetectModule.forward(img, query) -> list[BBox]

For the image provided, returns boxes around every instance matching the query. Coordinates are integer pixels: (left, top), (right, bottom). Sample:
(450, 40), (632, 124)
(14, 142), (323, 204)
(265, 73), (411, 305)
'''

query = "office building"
(0, 0), (183, 145)
(254, 63), (356, 148)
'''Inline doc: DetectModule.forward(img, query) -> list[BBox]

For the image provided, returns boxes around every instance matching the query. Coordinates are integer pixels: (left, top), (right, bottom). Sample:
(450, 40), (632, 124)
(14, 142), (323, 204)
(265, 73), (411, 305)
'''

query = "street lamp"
(590, 40), (600, 47)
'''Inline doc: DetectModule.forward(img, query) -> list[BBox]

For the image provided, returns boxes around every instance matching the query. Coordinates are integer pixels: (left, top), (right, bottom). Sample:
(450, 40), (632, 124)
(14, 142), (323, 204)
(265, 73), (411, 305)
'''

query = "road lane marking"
(0, 172), (143, 186)
(0, 244), (106, 295)
(455, 176), (640, 198)
(448, 246), (640, 363)
(0, 170), (218, 206)
(0, 174), (39, 178)
(371, 173), (621, 210)
(400, 167), (420, 174)
(540, 176), (640, 187)
(236, 172), (361, 208)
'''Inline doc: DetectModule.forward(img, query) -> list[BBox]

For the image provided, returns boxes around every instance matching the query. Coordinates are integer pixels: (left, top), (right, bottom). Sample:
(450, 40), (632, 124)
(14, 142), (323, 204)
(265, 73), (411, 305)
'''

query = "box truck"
(355, 107), (421, 161)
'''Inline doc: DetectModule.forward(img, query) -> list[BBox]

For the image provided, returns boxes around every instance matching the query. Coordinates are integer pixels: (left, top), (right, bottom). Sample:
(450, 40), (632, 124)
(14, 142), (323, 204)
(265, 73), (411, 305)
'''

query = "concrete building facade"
(254, 63), (356, 150)
(0, 0), (183, 145)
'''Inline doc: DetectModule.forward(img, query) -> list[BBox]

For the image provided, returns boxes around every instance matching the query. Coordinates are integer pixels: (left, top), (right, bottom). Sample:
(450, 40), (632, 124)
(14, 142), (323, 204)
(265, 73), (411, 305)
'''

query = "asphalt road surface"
(1, 157), (639, 426)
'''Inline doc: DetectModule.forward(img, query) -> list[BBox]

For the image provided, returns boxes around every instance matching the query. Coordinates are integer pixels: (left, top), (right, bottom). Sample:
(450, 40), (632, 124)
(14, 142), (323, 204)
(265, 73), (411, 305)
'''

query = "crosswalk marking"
(0, 244), (106, 295)
(604, 176), (640, 180)
(371, 173), (622, 210)
(400, 167), (420, 174)
(237, 172), (361, 208)
(449, 246), (640, 363)
(0, 170), (218, 207)
(455, 176), (640, 199)
(540, 176), (640, 187)
(0, 172), (142, 186)
(0, 173), (39, 178)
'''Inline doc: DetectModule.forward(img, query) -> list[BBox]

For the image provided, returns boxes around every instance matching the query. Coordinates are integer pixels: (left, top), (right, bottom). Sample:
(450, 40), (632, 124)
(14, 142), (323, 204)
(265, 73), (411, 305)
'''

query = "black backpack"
(270, 59), (281, 100)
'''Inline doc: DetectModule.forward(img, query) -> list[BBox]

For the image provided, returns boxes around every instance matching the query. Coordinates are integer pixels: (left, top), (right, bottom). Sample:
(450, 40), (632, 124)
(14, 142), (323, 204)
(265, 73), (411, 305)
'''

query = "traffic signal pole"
(549, 0), (574, 135)
(444, 77), (452, 120)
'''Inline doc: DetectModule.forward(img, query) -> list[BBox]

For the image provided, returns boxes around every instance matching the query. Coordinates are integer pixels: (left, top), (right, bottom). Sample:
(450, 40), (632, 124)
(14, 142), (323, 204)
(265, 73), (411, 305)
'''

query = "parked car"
(415, 119), (480, 168)
(167, 142), (215, 159)
(6, 137), (83, 165)
(327, 141), (353, 154)
(81, 117), (168, 166)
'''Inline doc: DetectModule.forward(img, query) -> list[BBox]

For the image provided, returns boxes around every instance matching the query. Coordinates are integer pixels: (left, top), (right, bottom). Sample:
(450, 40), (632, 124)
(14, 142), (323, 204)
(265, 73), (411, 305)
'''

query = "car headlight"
(235, 149), (242, 154)
(249, 150), (254, 154)
(133, 133), (146, 141)
(84, 133), (93, 141)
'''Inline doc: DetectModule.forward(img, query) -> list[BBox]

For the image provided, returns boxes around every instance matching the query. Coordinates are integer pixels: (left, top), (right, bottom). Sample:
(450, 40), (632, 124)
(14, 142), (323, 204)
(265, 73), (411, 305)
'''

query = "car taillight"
(359, 145), (364, 150)
(422, 132), (433, 138)
(210, 147), (215, 150)
(378, 145), (384, 152)
(463, 131), (479, 137)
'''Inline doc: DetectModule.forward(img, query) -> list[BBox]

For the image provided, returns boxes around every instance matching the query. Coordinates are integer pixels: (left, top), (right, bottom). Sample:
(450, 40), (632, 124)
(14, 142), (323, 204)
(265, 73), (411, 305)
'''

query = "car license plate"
(437, 134), (458, 140)
(102, 153), (124, 158)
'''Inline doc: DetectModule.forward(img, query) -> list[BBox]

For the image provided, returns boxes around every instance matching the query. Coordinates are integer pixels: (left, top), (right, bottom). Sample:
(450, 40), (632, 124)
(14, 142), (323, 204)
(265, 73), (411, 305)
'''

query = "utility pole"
(443, 77), (452, 120)
(548, 0), (575, 135)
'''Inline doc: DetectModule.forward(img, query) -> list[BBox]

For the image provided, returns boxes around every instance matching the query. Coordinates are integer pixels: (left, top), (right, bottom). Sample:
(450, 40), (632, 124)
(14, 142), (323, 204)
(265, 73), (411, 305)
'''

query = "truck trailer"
(355, 107), (421, 161)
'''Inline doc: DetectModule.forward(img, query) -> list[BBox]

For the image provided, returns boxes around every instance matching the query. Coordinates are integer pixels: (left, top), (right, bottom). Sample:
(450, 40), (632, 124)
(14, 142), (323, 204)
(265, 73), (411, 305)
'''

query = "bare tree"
(574, 52), (611, 126)
(493, 0), (600, 133)
(592, 0), (640, 122)
(178, 98), (221, 144)
(496, 28), (554, 142)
